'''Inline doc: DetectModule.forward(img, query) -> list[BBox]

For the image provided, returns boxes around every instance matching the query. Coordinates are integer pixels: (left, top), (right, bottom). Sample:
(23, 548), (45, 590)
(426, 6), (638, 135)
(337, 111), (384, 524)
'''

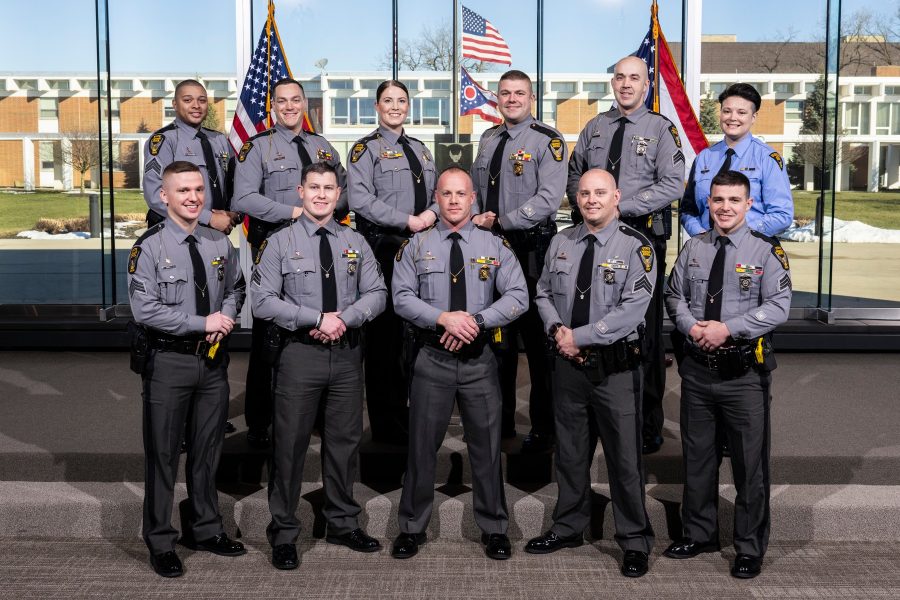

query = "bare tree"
(60, 129), (101, 194)
(377, 21), (494, 72)
(750, 27), (800, 73)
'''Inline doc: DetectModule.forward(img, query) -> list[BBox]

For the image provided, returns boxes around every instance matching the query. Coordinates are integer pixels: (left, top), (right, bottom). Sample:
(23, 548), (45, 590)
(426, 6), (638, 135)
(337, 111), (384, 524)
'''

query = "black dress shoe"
(524, 530), (583, 554)
(272, 544), (299, 570)
(642, 435), (663, 454)
(521, 431), (554, 453)
(731, 553), (762, 579)
(247, 428), (270, 449)
(182, 533), (246, 556)
(663, 539), (720, 559)
(391, 532), (426, 559)
(621, 550), (649, 578)
(326, 528), (381, 553)
(150, 550), (183, 578)
(481, 533), (511, 560)
(224, 421), (236, 434)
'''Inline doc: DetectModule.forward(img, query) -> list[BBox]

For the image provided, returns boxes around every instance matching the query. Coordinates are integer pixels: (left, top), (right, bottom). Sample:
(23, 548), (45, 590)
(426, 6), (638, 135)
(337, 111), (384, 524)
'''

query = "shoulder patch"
(668, 125), (682, 149)
(548, 137), (564, 162)
(395, 238), (410, 262)
(350, 142), (368, 164)
(238, 141), (253, 163)
(254, 239), (268, 265)
(149, 133), (165, 156)
(769, 151), (784, 170)
(750, 230), (789, 270)
(638, 244), (654, 273)
(128, 246), (142, 274)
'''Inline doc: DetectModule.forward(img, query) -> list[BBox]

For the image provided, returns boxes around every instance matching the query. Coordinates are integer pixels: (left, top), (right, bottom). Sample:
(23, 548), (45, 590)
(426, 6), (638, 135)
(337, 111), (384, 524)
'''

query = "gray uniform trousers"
(679, 356), (772, 557)
(142, 351), (229, 554)
(267, 340), (363, 547)
(398, 344), (508, 535)
(551, 357), (655, 553)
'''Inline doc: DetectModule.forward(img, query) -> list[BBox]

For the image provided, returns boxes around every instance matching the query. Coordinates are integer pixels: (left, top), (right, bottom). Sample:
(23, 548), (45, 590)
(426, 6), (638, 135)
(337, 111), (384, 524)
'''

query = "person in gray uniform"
(128, 161), (246, 578)
(142, 79), (239, 234)
(390, 167), (527, 561)
(527, 168), (655, 578)
(347, 79), (438, 445)
(663, 170), (791, 579)
(470, 69), (567, 451)
(251, 162), (386, 571)
(232, 77), (348, 448)
(567, 56), (686, 455)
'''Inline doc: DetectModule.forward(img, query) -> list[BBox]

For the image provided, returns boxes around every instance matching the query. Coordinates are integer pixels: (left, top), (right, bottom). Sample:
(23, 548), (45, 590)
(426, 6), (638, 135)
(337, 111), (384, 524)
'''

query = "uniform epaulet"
(151, 123), (177, 136)
(135, 222), (165, 246)
(484, 124), (502, 134)
(530, 122), (565, 162)
(237, 129), (273, 162)
(269, 219), (294, 237)
(248, 128), (275, 142)
(405, 134), (425, 145)
(350, 132), (380, 163)
(147, 123), (177, 156)
(750, 230), (789, 270)
(200, 126), (223, 136)
(529, 122), (559, 139)
(618, 223), (652, 247)
(618, 224), (655, 273)
(648, 109), (674, 124)
(476, 225), (512, 249)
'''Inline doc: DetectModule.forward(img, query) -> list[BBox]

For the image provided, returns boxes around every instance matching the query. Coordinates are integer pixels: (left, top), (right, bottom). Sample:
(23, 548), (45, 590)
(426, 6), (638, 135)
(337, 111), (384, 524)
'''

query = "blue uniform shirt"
(681, 135), (793, 237)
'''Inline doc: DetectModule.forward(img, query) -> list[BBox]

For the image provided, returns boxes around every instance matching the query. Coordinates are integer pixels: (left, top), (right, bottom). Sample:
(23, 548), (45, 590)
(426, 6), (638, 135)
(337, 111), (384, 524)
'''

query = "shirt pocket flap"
(157, 267), (188, 284)
(266, 158), (300, 175)
(416, 258), (446, 274)
(282, 257), (316, 274)
(551, 259), (573, 274)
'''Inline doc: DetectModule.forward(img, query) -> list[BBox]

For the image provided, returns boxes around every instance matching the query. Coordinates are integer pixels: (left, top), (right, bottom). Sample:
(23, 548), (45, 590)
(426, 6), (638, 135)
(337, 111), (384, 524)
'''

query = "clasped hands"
(436, 311), (480, 353)
(689, 320), (731, 352)
(311, 312), (347, 343)
(204, 312), (234, 344)
(553, 325), (585, 363)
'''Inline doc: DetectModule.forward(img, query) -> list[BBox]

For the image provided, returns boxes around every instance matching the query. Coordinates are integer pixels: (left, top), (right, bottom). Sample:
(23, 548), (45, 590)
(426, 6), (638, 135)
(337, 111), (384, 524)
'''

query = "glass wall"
(0, 0), (895, 319)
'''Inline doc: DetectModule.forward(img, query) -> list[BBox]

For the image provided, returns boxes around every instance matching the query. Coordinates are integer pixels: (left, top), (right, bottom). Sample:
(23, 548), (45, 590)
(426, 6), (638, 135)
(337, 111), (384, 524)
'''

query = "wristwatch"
(548, 322), (563, 337)
(473, 313), (486, 331)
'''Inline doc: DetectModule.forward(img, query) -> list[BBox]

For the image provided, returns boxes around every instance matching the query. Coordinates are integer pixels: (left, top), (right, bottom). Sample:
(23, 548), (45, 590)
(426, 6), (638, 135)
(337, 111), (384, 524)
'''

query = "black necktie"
(571, 234), (596, 329)
(292, 135), (313, 168)
(398, 136), (427, 215)
(717, 148), (736, 176)
(316, 228), (337, 313)
(196, 130), (225, 210)
(185, 234), (210, 317)
(606, 117), (628, 185)
(484, 130), (510, 216)
(704, 236), (730, 322)
(448, 232), (466, 312)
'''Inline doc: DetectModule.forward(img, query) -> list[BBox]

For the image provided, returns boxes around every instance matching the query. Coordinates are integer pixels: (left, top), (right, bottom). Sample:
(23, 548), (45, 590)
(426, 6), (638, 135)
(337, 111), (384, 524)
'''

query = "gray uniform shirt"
(143, 118), (234, 225)
(567, 106), (685, 217)
(232, 123), (348, 222)
(471, 116), (567, 231)
(127, 219), (245, 335)
(347, 126), (438, 230)
(251, 214), (386, 331)
(392, 220), (528, 329)
(664, 223), (792, 343)
(535, 220), (656, 348)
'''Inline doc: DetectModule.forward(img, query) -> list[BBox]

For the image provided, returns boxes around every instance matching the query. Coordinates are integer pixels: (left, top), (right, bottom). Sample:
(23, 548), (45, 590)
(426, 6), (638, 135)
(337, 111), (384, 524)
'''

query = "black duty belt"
(500, 219), (556, 250)
(686, 343), (756, 378)
(355, 216), (412, 241)
(148, 333), (213, 356)
(286, 327), (360, 348)
(415, 327), (489, 358)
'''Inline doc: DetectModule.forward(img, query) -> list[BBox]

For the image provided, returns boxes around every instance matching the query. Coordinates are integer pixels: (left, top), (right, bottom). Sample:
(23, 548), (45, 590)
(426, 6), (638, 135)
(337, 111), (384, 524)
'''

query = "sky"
(0, 0), (888, 76)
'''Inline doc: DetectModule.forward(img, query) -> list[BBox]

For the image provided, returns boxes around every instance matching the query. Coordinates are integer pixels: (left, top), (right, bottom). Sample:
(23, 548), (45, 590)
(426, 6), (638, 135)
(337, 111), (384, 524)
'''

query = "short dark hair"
(438, 166), (470, 179)
(272, 78), (306, 97)
(499, 69), (532, 90)
(718, 83), (761, 112)
(174, 79), (206, 97)
(710, 170), (751, 197)
(376, 79), (409, 102)
(301, 161), (337, 185)
(162, 161), (201, 178)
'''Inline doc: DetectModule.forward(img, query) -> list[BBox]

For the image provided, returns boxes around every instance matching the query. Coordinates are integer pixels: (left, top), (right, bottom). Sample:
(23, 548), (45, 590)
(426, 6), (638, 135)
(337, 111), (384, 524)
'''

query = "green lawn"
(0, 190), (147, 238)
(791, 190), (900, 229)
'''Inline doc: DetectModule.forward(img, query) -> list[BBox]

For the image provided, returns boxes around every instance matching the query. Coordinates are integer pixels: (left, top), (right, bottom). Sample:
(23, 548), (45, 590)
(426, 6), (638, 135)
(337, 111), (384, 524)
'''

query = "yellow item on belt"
(492, 327), (503, 344)
(754, 338), (764, 364)
(207, 341), (220, 360)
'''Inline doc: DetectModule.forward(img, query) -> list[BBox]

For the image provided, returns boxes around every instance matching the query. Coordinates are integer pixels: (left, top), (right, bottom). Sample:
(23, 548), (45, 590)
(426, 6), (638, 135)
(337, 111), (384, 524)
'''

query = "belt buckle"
(194, 340), (208, 356)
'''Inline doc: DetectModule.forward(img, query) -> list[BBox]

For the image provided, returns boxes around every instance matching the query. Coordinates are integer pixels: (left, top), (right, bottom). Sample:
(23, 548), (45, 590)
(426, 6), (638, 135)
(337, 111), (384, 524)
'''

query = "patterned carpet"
(3, 539), (899, 599)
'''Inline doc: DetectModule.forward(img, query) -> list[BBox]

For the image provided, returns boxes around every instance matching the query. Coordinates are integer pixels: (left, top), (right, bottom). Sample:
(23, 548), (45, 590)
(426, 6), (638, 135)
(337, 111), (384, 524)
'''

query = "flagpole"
(452, 0), (460, 144)
(265, 1), (274, 126)
(536, 0), (543, 120)
(392, 0), (399, 81)
(652, 1), (660, 112)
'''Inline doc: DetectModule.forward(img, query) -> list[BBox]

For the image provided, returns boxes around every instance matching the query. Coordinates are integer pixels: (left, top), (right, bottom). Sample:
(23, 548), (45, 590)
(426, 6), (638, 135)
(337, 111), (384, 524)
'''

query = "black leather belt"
(686, 343), (755, 377)
(148, 333), (211, 356)
(286, 327), (360, 348)
(416, 327), (489, 358)
(355, 216), (412, 240)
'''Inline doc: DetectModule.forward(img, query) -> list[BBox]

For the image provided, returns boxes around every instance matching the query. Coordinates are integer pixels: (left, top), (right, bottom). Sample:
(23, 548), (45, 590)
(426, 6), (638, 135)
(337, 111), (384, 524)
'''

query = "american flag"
(228, 15), (313, 153)
(633, 4), (707, 168)
(462, 6), (512, 66)
(460, 67), (502, 124)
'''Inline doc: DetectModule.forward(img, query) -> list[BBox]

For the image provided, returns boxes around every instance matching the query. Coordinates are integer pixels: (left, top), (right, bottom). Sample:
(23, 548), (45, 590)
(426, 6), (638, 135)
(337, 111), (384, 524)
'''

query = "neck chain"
(194, 280), (208, 298)
(575, 283), (592, 300)
(321, 261), (335, 279)
(707, 288), (724, 305)
(450, 265), (466, 284)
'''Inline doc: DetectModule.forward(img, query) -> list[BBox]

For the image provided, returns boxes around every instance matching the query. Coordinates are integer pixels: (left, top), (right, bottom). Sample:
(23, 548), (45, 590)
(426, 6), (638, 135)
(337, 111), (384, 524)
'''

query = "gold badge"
(238, 141), (253, 163)
(769, 151), (784, 170)
(317, 148), (333, 161)
(347, 260), (357, 275)
(395, 238), (409, 262)
(513, 160), (524, 176)
(127, 246), (141, 274)
(350, 142), (367, 163)
(254, 239), (267, 265)
(548, 137), (564, 162)
(479, 264), (490, 281)
(668, 125), (682, 149)
(149, 134), (164, 156)
(772, 244), (789, 270)
(638, 245), (653, 273)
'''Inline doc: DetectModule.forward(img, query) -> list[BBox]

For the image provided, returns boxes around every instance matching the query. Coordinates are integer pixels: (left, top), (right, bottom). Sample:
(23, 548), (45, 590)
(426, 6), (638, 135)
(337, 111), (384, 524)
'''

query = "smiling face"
(172, 84), (208, 128)
(436, 169), (476, 228)
(576, 169), (620, 231)
(273, 82), (308, 133)
(497, 77), (534, 124)
(719, 95), (757, 143)
(161, 170), (205, 229)
(611, 56), (649, 116)
(299, 171), (340, 222)
(375, 84), (409, 132)
(709, 182), (753, 234)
